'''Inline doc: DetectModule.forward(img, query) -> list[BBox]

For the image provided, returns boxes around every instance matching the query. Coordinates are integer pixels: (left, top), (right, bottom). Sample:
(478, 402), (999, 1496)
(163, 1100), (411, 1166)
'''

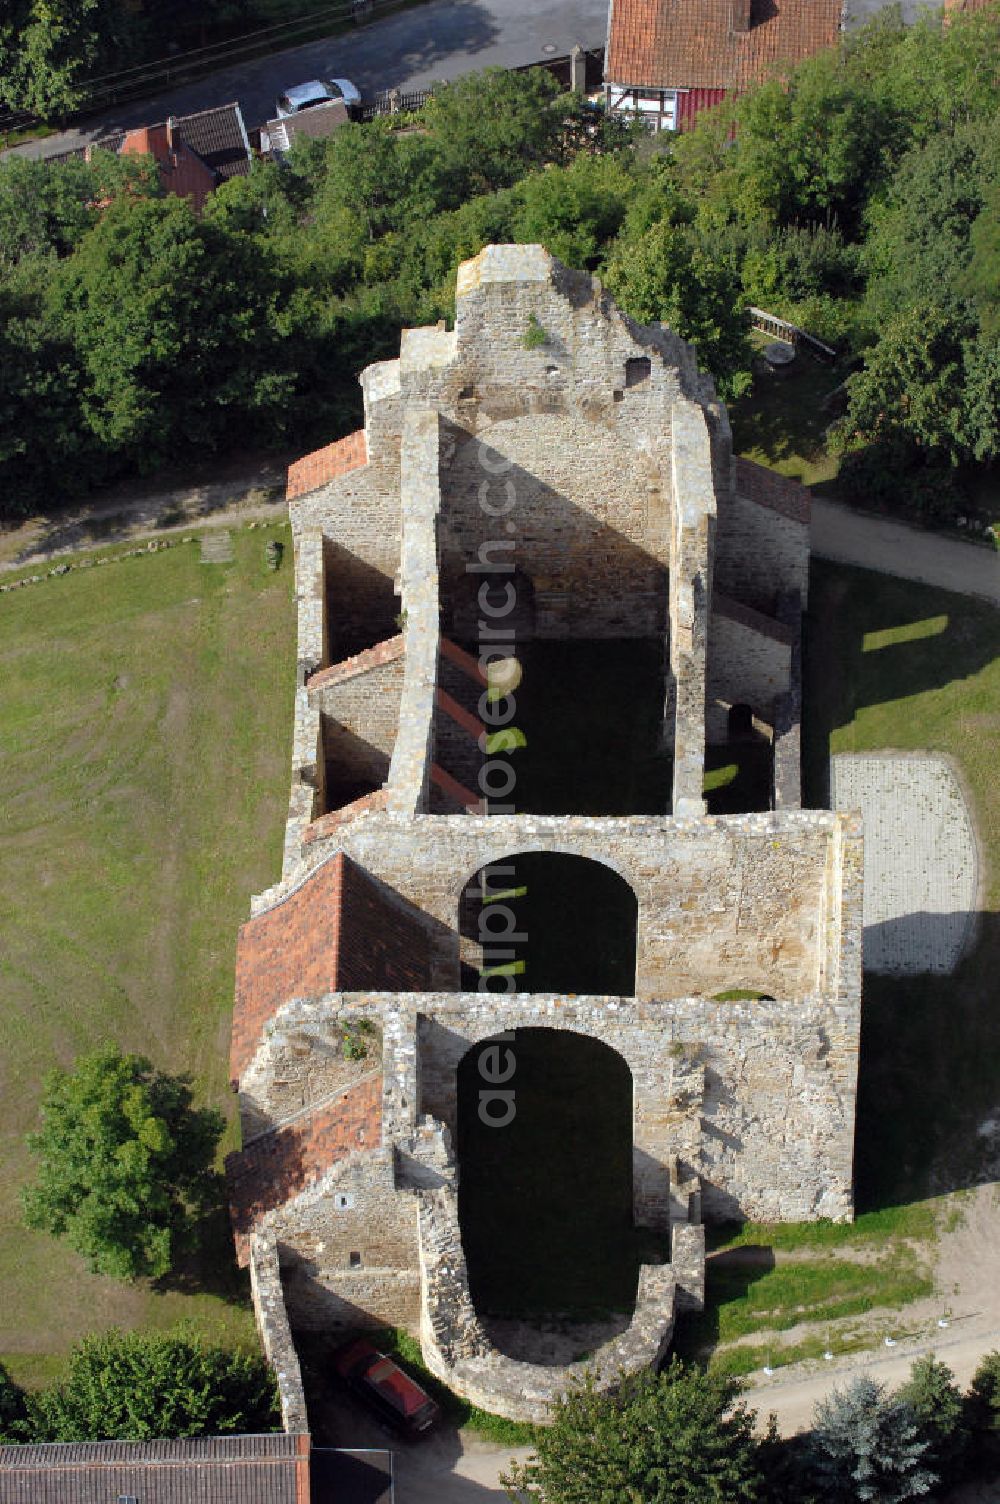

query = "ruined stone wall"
(226, 1074), (383, 1262)
(405, 990), (858, 1223)
(438, 414), (670, 640)
(238, 997), (384, 1141)
(270, 1153), (422, 1334)
(308, 639), (405, 756)
(707, 598), (794, 727)
(248, 1233), (309, 1434)
(669, 399), (716, 813)
(267, 811), (838, 1001)
(714, 466), (810, 613)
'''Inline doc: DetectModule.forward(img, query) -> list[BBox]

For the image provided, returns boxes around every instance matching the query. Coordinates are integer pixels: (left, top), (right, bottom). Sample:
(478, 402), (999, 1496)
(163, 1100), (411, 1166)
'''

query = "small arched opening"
(457, 1026), (639, 1322)
(459, 851), (638, 995)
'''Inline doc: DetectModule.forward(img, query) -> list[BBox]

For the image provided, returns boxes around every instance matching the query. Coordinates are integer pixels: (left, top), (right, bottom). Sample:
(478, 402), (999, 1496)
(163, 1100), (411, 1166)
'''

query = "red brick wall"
(227, 1075), (383, 1263)
(337, 859), (431, 992)
(231, 853), (431, 1085)
(231, 854), (347, 1088)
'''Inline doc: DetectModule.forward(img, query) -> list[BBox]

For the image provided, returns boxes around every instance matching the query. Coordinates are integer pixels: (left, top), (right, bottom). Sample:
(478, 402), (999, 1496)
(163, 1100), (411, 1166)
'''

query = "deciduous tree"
(22, 1046), (224, 1281)
(32, 1330), (279, 1441)
(500, 1360), (764, 1503)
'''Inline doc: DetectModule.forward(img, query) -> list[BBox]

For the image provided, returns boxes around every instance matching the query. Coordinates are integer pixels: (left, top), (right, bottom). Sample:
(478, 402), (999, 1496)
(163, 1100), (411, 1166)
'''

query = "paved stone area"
(200, 529), (234, 563)
(831, 753), (978, 975)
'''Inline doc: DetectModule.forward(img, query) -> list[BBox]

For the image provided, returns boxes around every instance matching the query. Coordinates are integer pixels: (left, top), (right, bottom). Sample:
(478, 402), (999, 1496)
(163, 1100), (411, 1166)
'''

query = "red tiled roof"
(121, 124), (220, 214)
(0, 1434), (310, 1504)
(735, 457), (811, 524)
(226, 1077), (383, 1262)
(606, 0), (843, 92)
(230, 852), (430, 1085)
(287, 430), (368, 501)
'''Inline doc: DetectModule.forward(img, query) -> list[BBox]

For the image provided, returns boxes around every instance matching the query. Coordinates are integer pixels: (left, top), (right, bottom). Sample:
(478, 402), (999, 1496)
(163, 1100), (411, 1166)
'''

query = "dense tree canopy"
(22, 1046), (224, 1281)
(807, 1375), (934, 1503)
(0, 9), (997, 523)
(31, 1330), (279, 1441)
(501, 1361), (764, 1503)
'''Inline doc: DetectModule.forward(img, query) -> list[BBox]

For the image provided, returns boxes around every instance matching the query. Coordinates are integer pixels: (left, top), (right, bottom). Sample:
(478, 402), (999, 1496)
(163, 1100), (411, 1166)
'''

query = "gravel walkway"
(811, 498), (1000, 606)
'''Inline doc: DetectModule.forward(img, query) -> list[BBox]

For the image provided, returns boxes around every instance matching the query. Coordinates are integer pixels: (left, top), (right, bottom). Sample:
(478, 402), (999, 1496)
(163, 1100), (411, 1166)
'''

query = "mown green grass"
(711, 1257), (932, 1344)
(707, 1202), (937, 1254)
(0, 526), (295, 1376)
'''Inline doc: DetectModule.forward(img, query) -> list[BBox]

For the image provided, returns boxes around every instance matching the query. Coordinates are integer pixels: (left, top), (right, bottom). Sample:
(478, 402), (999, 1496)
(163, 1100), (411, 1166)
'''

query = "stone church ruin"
(226, 245), (864, 1425)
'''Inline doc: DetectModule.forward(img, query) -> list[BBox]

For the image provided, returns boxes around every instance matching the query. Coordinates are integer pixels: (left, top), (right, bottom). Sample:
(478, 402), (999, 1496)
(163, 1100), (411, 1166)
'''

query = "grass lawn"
(729, 346), (845, 490)
(0, 526), (295, 1386)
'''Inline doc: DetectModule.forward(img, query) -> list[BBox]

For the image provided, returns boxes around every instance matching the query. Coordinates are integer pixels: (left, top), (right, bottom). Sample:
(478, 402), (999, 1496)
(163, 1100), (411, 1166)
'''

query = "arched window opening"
(459, 852), (638, 996)
(457, 1027), (638, 1325)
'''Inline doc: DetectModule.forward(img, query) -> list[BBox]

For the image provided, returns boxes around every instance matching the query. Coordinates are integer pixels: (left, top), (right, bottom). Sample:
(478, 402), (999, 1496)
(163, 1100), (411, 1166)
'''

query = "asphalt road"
(7, 0), (609, 162)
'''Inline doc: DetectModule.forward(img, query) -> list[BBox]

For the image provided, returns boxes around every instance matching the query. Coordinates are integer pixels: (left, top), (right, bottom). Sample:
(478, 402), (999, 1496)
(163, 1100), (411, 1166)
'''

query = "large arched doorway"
(459, 851), (638, 995)
(457, 1027), (638, 1319)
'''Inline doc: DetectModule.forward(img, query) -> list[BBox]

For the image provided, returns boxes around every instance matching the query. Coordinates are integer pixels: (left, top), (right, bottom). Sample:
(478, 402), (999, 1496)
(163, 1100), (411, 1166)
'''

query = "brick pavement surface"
(831, 753), (978, 975)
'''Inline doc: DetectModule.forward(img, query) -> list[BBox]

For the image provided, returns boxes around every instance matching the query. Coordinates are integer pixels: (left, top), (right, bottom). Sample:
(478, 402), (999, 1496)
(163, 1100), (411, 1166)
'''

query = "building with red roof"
(604, 0), (844, 130)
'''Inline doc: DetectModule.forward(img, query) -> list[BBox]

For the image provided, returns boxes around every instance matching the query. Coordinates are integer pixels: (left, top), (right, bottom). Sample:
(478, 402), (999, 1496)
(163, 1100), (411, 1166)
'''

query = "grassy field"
(0, 526), (295, 1386)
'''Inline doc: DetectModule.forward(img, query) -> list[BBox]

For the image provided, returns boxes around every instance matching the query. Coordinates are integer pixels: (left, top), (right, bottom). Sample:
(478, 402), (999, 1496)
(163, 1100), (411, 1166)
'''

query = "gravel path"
(811, 497), (1000, 606)
(831, 753), (980, 974)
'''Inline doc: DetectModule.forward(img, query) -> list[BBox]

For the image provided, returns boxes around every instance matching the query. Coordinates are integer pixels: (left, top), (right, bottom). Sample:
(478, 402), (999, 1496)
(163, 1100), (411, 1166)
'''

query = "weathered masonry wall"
(268, 1151), (422, 1335)
(438, 414), (670, 640)
(407, 990), (858, 1224)
(308, 637), (405, 755)
(715, 461), (811, 612)
(226, 1072), (383, 1262)
(260, 810), (842, 1002)
(708, 596), (794, 730)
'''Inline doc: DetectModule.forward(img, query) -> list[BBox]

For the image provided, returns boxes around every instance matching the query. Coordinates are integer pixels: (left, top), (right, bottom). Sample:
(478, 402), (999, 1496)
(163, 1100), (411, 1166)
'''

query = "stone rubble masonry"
(715, 460), (810, 614)
(228, 247), (862, 1424)
(227, 1072), (382, 1264)
(309, 637), (405, 797)
(258, 809), (843, 1000)
(417, 1181), (680, 1424)
(231, 851), (430, 1086)
(249, 1232), (310, 1433)
(385, 408), (442, 818)
(238, 1006), (382, 1144)
(772, 590), (804, 810)
(669, 398), (716, 815)
(708, 592), (794, 727)
(303, 789), (388, 847)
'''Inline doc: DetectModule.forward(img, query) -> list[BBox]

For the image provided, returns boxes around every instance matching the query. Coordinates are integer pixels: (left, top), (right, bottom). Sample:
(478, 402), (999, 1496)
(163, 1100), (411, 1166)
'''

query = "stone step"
(200, 530), (234, 564)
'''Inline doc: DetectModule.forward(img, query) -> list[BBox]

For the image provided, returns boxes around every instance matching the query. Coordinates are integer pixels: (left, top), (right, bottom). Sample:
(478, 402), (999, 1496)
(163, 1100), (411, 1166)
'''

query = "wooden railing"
(748, 307), (837, 361)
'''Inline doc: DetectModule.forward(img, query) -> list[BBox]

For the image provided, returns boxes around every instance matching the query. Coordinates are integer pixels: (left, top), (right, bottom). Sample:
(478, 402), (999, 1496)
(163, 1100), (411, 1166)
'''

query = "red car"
(333, 1338), (441, 1438)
